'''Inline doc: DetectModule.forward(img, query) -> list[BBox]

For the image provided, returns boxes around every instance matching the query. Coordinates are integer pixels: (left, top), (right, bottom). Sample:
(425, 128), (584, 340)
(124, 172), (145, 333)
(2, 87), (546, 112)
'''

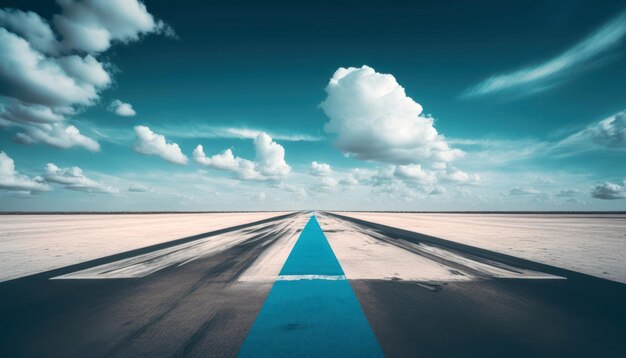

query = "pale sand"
(0, 212), (291, 282)
(333, 212), (626, 284)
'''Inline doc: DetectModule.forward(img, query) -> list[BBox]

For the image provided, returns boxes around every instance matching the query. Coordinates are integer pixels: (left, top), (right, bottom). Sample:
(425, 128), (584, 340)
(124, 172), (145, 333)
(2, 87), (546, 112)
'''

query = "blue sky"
(1, 0), (625, 211)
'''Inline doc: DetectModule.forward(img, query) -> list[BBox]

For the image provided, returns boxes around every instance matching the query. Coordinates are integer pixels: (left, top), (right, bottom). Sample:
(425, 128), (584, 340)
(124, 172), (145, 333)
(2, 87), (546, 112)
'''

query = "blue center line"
(238, 215), (384, 357)
(279, 215), (345, 276)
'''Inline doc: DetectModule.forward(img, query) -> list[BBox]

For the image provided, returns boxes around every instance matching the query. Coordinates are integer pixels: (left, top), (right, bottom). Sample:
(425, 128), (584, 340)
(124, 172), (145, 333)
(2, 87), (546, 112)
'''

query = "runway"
(1, 212), (625, 357)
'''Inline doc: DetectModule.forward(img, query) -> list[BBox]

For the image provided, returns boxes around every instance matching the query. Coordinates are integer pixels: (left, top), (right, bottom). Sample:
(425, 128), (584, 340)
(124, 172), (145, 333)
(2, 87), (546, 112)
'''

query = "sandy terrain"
(0, 212), (291, 282)
(333, 212), (626, 284)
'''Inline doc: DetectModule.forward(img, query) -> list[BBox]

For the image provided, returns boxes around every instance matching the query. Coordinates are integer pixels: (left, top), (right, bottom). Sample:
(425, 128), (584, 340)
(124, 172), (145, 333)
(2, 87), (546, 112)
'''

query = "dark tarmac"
(1, 212), (625, 357)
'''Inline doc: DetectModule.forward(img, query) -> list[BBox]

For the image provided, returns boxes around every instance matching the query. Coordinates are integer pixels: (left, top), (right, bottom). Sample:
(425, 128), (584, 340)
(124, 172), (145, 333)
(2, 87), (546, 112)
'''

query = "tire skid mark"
(105, 215), (306, 356)
(53, 213), (307, 280)
(319, 212), (562, 281)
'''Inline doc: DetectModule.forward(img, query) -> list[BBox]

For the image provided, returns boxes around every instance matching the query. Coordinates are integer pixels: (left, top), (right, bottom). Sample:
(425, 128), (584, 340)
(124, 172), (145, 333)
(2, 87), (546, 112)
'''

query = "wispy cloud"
(463, 11), (626, 98)
(451, 109), (626, 166)
(509, 187), (543, 196)
(556, 111), (626, 152)
(154, 124), (323, 142)
(449, 137), (550, 165)
(91, 124), (323, 143)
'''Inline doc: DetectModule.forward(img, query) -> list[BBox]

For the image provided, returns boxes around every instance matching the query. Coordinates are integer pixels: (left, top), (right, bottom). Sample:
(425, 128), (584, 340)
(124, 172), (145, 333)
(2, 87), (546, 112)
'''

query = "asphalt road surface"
(1, 211), (625, 357)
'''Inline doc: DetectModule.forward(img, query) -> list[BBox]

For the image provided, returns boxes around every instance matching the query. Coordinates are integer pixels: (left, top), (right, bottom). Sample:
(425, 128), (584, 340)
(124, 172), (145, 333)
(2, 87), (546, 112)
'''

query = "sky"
(1, 0), (626, 211)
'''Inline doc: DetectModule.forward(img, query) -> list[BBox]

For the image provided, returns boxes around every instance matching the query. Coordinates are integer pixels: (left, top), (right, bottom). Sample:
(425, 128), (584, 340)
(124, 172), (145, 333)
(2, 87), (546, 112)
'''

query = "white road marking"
(276, 274), (346, 281)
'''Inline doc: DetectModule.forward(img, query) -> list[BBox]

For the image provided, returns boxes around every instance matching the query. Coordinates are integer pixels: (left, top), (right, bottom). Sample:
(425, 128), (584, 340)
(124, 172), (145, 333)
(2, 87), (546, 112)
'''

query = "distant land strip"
(0, 210), (625, 215)
(0, 211), (295, 215)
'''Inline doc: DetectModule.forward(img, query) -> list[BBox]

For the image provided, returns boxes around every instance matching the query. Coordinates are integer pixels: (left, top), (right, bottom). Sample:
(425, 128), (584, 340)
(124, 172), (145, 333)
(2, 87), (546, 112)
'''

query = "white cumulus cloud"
(393, 164), (436, 185)
(52, 0), (175, 54)
(16, 123), (100, 151)
(442, 167), (480, 184)
(108, 99), (136, 117)
(0, 36), (109, 107)
(273, 181), (307, 199)
(44, 163), (118, 193)
(193, 132), (291, 181)
(254, 133), (291, 178)
(133, 125), (188, 165)
(0, 151), (50, 192)
(0, 1), (171, 150)
(591, 180), (626, 200)
(0, 9), (58, 55)
(365, 162), (477, 195)
(309, 161), (332, 177)
(0, 101), (65, 124)
(321, 65), (463, 165)
(339, 174), (359, 187)
(311, 176), (338, 192)
(193, 146), (261, 180)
